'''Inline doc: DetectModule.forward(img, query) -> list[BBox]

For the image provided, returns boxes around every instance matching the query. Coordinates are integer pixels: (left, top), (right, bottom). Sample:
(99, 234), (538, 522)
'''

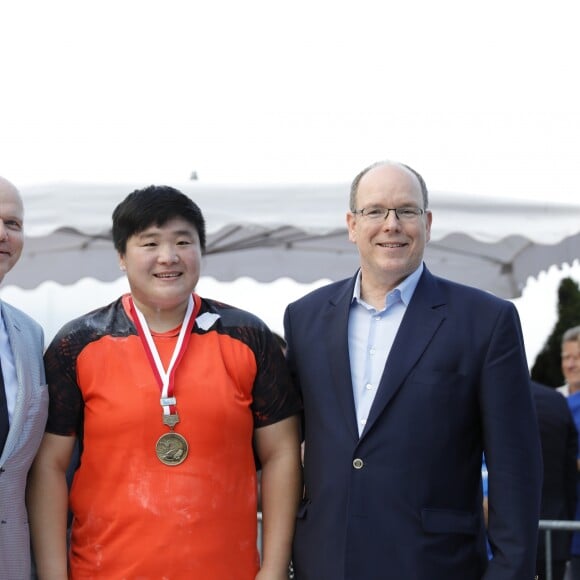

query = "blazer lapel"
(322, 276), (359, 442)
(0, 305), (28, 460)
(361, 268), (446, 439)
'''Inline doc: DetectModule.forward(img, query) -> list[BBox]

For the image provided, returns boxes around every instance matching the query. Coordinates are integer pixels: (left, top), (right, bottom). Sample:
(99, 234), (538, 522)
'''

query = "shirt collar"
(352, 262), (424, 308)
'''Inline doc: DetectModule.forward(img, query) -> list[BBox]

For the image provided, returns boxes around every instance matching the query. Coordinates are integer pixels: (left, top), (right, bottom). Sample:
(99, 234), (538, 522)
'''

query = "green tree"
(531, 277), (580, 387)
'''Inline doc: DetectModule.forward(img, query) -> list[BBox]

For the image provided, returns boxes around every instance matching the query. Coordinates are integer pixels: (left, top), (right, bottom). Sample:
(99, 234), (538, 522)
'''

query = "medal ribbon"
(130, 294), (199, 421)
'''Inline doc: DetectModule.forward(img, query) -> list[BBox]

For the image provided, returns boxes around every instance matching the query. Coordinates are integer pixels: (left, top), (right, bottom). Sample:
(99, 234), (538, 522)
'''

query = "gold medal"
(155, 432), (189, 466)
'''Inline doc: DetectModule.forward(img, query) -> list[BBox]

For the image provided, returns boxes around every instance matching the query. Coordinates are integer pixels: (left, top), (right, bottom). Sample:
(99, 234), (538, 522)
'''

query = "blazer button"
(352, 458), (364, 469)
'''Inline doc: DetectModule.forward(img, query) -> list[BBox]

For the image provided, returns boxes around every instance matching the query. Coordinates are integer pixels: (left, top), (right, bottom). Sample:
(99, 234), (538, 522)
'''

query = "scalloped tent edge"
(10, 181), (580, 298)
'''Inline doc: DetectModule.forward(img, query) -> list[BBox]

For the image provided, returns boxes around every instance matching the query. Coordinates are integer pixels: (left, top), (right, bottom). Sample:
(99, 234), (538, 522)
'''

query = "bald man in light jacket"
(0, 176), (48, 579)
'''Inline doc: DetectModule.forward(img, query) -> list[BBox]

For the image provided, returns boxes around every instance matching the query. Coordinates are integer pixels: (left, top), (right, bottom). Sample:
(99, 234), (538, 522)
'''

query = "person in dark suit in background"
(555, 328), (580, 579)
(283, 160), (543, 579)
(532, 381), (577, 580)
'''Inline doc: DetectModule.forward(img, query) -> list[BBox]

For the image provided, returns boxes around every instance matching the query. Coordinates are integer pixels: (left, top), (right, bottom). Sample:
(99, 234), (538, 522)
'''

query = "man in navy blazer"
(284, 161), (542, 579)
(532, 381), (577, 580)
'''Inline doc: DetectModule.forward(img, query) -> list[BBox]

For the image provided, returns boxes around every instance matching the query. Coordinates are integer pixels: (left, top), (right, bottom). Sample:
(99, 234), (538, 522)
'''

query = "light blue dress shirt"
(348, 264), (423, 436)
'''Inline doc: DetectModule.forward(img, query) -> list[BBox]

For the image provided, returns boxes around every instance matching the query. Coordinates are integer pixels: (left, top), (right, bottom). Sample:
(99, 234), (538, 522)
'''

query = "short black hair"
(112, 185), (206, 254)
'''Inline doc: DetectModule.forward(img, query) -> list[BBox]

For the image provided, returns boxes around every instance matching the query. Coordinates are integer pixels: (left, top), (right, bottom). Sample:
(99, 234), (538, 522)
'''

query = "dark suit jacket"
(284, 267), (542, 580)
(532, 381), (577, 562)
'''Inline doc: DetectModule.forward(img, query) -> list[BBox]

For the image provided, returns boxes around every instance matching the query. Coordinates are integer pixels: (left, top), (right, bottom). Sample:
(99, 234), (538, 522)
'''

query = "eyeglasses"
(352, 207), (425, 221)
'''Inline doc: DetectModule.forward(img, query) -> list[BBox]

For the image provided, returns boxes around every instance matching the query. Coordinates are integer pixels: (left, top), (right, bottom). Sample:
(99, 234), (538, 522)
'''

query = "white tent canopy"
(12, 181), (580, 299)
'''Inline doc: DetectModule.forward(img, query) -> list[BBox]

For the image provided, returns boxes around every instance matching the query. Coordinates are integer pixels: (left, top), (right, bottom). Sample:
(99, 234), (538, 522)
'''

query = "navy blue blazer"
(284, 266), (542, 580)
(532, 381), (577, 563)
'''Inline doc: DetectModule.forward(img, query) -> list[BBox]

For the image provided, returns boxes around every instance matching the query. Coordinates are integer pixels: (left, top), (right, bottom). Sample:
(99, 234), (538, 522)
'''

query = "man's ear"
(346, 212), (357, 243)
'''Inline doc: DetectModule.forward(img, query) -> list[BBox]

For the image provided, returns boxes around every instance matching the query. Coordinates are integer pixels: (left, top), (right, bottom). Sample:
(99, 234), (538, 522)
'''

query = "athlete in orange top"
(27, 185), (302, 579)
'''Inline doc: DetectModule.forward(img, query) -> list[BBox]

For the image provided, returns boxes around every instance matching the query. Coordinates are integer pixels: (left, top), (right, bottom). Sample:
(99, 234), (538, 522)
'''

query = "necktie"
(0, 358), (9, 454)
